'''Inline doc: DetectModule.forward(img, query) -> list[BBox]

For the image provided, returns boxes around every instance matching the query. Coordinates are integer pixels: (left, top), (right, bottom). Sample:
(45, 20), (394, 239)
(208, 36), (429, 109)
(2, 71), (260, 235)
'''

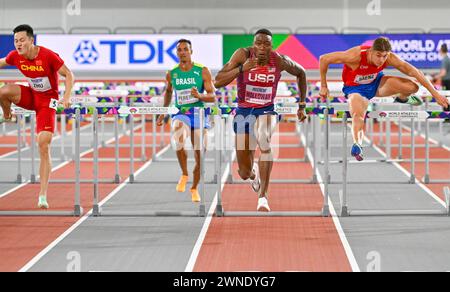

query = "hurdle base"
(230, 179), (315, 184)
(215, 205), (224, 217)
(74, 205), (83, 217)
(153, 158), (216, 163)
(97, 210), (204, 217)
(222, 211), (327, 217)
(445, 187), (450, 216)
(127, 180), (218, 185)
(330, 181), (413, 185)
(322, 205), (330, 217)
(92, 205), (102, 217)
(199, 204), (206, 217)
(0, 210), (81, 217)
(340, 206), (349, 217)
(424, 179), (450, 184)
(344, 209), (449, 217)
(39, 179), (118, 184)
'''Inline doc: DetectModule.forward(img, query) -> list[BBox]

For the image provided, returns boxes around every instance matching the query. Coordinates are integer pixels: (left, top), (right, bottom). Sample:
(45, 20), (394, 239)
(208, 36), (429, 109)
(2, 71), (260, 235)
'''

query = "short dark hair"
(441, 44), (448, 53)
(372, 37), (392, 52)
(177, 39), (192, 48)
(254, 29), (273, 37)
(13, 24), (34, 38)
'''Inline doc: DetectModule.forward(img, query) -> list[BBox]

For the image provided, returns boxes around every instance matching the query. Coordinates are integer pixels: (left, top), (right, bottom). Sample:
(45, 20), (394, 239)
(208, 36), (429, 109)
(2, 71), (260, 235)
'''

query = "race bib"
(176, 89), (199, 105)
(27, 77), (51, 92)
(244, 85), (273, 105)
(354, 73), (378, 85)
(49, 98), (59, 110)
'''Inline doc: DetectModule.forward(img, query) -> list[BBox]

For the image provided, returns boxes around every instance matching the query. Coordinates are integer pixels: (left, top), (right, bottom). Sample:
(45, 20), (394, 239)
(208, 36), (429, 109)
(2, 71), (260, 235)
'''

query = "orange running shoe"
(190, 189), (201, 203)
(176, 175), (189, 192)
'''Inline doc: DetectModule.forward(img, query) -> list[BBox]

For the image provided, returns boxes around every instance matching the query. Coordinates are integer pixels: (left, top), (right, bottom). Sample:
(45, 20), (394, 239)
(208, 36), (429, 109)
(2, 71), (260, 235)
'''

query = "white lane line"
(184, 152), (234, 272)
(19, 145), (171, 272)
(301, 131), (361, 272)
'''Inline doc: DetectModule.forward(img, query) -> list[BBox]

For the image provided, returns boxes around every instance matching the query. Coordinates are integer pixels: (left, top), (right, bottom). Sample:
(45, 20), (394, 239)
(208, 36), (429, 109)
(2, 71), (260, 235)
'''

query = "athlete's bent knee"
(408, 81), (419, 95)
(238, 168), (253, 180)
(260, 150), (273, 162)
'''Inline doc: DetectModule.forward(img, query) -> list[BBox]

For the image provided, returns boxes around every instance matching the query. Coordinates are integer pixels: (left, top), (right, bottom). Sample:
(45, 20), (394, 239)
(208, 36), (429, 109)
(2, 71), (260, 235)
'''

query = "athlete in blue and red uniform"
(215, 29), (307, 212)
(0, 25), (74, 209)
(320, 37), (449, 161)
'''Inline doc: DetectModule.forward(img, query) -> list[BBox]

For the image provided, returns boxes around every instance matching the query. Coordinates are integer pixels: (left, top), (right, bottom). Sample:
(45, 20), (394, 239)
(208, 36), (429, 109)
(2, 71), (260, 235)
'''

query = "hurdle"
(215, 108), (331, 217)
(13, 102), (149, 185)
(313, 85), (450, 165)
(339, 110), (450, 217)
(0, 109), (84, 217)
(120, 104), (221, 185)
(92, 107), (207, 217)
(422, 97), (450, 184)
(332, 110), (448, 184)
(151, 102), (220, 183)
(0, 106), (95, 184)
(226, 105), (327, 185)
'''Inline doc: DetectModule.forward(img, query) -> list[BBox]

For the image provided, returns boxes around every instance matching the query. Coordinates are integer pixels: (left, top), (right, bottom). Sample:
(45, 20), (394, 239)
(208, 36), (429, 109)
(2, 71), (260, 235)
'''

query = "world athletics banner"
(223, 34), (450, 69)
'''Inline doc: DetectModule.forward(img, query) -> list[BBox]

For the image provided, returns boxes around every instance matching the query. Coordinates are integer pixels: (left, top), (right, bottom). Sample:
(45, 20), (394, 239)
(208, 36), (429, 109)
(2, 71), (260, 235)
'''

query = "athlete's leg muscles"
(172, 119), (190, 176)
(255, 114), (276, 198)
(235, 133), (256, 181)
(348, 93), (369, 145)
(190, 128), (207, 190)
(0, 84), (22, 119)
(38, 131), (53, 197)
(376, 75), (419, 100)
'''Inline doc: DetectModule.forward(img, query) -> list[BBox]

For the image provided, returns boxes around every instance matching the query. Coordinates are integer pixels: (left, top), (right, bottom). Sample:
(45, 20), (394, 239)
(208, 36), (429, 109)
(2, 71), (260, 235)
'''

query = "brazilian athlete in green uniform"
(157, 39), (216, 203)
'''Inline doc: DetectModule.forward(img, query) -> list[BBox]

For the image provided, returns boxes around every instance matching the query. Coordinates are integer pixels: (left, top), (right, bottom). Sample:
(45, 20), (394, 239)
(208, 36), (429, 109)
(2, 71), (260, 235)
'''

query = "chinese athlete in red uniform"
(0, 25), (74, 209)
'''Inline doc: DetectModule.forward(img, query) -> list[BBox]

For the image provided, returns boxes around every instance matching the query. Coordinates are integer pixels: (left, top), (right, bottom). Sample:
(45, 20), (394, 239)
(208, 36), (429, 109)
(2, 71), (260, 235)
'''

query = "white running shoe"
(257, 197), (271, 212)
(38, 195), (49, 209)
(251, 163), (261, 193)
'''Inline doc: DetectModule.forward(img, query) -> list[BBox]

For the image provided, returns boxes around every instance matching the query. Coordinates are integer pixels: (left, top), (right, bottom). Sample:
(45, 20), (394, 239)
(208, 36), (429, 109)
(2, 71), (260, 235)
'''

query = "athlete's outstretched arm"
(388, 53), (450, 108)
(0, 58), (8, 69)
(157, 71), (173, 126)
(319, 46), (361, 97)
(58, 64), (75, 109)
(214, 48), (255, 88)
(192, 67), (216, 103)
